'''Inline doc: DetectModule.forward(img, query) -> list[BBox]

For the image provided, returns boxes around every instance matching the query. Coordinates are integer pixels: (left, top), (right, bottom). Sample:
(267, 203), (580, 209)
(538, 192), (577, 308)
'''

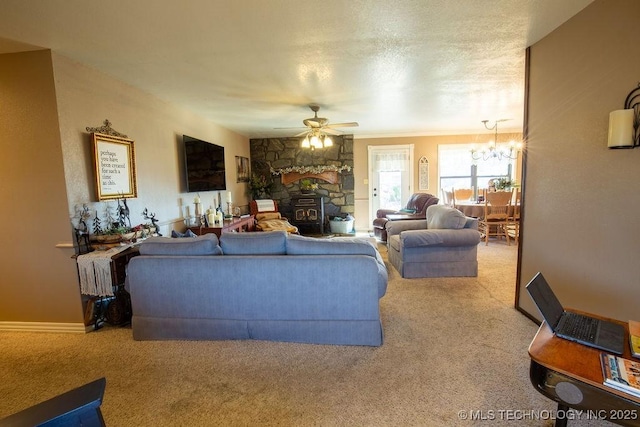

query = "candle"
(194, 195), (201, 204)
(227, 191), (232, 203)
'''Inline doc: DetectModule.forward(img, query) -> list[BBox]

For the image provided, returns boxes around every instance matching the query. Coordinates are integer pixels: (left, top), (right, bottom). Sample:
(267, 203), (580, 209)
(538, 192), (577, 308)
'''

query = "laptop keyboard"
(560, 313), (598, 342)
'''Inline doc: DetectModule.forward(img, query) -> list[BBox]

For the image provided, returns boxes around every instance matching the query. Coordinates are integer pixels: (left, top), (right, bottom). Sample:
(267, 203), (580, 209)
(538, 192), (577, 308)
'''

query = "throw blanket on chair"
(255, 199), (276, 212)
(255, 212), (298, 233)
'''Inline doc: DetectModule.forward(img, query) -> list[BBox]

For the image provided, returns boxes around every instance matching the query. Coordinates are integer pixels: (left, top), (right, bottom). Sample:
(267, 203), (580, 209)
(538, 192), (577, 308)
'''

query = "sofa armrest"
(464, 217), (479, 230)
(375, 208), (397, 218)
(386, 219), (428, 236)
(400, 229), (481, 248)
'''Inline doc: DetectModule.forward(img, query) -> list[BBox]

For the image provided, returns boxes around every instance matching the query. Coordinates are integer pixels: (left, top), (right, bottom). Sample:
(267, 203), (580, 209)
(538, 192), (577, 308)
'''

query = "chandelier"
(301, 129), (333, 151)
(471, 119), (522, 161)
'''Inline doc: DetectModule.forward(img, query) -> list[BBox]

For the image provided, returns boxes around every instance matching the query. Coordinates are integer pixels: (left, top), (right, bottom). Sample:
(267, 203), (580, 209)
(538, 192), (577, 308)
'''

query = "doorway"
(368, 145), (414, 221)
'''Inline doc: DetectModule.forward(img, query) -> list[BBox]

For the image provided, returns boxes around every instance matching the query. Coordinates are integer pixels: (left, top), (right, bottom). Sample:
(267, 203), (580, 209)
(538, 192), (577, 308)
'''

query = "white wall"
(53, 53), (250, 236)
(518, 0), (640, 322)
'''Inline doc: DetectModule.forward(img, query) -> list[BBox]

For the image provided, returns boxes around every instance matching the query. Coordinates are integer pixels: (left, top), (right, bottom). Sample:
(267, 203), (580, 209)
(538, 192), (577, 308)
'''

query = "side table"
(529, 314), (640, 426)
(76, 245), (140, 329)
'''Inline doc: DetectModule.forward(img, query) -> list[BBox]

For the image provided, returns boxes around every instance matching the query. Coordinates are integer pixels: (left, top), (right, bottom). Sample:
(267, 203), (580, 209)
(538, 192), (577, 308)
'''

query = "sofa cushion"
(171, 229), (197, 238)
(220, 231), (287, 255)
(400, 229), (481, 248)
(140, 234), (222, 256)
(400, 230), (444, 247)
(426, 205), (467, 230)
(286, 234), (378, 258)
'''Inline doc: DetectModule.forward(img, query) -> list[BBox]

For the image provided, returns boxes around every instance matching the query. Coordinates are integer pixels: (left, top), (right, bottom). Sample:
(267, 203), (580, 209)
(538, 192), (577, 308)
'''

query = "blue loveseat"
(126, 231), (388, 346)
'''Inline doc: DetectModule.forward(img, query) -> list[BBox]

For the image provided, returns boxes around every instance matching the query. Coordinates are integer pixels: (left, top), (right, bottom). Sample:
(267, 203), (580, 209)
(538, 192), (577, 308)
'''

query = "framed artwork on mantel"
(91, 133), (137, 200)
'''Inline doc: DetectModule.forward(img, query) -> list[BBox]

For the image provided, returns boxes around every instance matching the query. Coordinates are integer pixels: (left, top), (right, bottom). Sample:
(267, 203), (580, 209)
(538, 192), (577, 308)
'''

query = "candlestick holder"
(194, 202), (202, 225)
(227, 202), (233, 217)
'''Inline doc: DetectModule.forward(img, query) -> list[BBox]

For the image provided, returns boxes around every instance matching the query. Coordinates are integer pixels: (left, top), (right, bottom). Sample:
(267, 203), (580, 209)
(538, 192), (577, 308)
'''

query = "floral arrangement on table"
(493, 177), (518, 191)
(249, 173), (273, 199)
(270, 165), (352, 176)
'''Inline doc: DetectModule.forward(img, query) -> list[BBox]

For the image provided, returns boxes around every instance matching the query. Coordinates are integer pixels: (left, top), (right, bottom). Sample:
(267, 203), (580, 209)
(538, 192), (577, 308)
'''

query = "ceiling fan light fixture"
(294, 104), (358, 150)
(310, 134), (321, 148)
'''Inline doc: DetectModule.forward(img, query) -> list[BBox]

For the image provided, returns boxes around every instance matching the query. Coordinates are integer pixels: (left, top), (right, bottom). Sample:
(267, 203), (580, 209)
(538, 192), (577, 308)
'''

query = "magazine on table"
(600, 352), (640, 398)
(629, 320), (640, 358)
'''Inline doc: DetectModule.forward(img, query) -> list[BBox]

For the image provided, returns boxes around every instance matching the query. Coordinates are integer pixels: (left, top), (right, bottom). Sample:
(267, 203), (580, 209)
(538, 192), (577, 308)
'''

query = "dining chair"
(453, 188), (474, 202)
(441, 188), (455, 207)
(506, 188), (521, 241)
(478, 191), (513, 246)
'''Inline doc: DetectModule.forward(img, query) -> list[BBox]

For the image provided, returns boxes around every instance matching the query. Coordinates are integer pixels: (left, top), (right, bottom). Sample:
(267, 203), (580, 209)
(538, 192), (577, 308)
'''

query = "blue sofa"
(126, 231), (388, 346)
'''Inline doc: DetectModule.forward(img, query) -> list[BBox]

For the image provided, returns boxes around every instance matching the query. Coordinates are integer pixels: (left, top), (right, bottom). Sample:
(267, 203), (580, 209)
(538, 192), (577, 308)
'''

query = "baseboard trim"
(0, 321), (88, 333)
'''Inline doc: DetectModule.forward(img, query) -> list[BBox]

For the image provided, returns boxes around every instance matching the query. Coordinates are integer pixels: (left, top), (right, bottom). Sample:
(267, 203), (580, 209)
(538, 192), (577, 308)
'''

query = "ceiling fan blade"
(294, 130), (309, 137)
(274, 126), (306, 130)
(322, 128), (343, 136)
(326, 122), (359, 128)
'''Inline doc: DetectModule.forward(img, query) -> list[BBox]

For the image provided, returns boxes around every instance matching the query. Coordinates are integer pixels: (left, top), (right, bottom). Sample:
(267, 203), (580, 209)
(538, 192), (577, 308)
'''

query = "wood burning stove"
(290, 195), (325, 235)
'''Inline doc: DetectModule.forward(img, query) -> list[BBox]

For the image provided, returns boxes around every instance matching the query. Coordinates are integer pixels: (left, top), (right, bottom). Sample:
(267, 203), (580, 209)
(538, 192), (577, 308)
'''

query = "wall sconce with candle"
(608, 83), (640, 149)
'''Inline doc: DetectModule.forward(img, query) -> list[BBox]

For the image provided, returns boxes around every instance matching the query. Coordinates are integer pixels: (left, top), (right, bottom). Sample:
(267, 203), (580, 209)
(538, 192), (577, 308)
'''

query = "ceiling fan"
(277, 104), (358, 135)
(276, 104), (358, 150)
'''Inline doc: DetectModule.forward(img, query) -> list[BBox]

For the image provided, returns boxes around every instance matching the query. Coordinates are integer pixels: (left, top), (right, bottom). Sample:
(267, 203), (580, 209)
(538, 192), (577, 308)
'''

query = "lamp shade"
(608, 109), (635, 148)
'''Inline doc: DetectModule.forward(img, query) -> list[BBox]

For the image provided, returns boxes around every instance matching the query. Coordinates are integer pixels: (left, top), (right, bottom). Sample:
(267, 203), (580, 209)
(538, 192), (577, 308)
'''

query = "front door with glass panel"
(369, 145), (413, 221)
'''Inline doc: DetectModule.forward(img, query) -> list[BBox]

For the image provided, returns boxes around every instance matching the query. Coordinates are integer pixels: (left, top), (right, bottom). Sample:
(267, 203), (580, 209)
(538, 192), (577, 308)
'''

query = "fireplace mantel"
(281, 171), (338, 186)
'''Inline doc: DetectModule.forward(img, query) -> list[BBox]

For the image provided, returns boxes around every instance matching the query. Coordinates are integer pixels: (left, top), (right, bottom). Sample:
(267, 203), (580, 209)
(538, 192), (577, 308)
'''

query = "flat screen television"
(183, 135), (226, 192)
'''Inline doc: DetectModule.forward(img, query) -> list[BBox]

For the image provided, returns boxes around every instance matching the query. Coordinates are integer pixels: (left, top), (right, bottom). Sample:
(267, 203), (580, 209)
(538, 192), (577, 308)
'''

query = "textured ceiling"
(0, 0), (594, 138)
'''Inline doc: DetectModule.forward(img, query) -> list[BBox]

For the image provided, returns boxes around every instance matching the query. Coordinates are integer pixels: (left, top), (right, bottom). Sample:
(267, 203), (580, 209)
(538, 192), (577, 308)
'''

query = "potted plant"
(494, 177), (516, 191)
(300, 178), (318, 195)
(249, 173), (273, 199)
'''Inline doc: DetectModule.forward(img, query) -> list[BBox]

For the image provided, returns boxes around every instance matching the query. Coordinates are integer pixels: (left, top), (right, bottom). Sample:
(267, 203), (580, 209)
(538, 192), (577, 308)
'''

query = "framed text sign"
(91, 133), (137, 200)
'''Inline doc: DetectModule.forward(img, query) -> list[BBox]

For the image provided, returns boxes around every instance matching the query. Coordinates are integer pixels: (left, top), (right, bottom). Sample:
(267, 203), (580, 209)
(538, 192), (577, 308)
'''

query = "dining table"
(455, 200), (520, 218)
(454, 200), (486, 218)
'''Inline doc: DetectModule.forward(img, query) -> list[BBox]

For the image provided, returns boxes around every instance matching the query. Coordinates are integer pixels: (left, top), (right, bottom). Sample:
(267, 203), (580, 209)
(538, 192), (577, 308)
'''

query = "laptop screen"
(526, 272), (565, 330)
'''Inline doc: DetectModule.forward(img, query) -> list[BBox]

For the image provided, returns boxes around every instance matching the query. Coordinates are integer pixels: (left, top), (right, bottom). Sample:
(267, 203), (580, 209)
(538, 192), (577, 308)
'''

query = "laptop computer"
(526, 272), (625, 355)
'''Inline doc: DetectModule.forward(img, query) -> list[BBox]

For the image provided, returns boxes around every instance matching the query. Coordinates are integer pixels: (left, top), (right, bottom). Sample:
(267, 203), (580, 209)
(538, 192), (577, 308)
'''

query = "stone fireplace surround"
(249, 135), (354, 233)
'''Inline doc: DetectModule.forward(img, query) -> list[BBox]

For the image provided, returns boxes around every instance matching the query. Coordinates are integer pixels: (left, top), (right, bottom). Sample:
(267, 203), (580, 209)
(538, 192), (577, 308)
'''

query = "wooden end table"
(188, 215), (255, 237)
(528, 312), (640, 426)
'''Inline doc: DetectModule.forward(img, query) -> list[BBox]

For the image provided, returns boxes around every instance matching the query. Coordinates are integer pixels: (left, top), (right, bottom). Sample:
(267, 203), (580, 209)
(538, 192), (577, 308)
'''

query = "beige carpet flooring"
(0, 242), (613, 426)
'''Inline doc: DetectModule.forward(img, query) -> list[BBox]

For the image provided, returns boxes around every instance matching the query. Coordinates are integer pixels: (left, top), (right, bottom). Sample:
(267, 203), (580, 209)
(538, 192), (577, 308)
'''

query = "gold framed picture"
(91, 133), (137, 200)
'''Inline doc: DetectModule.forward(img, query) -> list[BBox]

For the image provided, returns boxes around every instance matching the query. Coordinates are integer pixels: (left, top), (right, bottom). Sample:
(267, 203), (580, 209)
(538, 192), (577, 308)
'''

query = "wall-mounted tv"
(183, 135), (226, 192)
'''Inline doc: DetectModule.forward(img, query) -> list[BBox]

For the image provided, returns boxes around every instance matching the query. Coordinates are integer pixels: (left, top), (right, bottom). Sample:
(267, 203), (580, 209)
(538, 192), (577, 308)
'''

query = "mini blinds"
(373, 151), (408, 172)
